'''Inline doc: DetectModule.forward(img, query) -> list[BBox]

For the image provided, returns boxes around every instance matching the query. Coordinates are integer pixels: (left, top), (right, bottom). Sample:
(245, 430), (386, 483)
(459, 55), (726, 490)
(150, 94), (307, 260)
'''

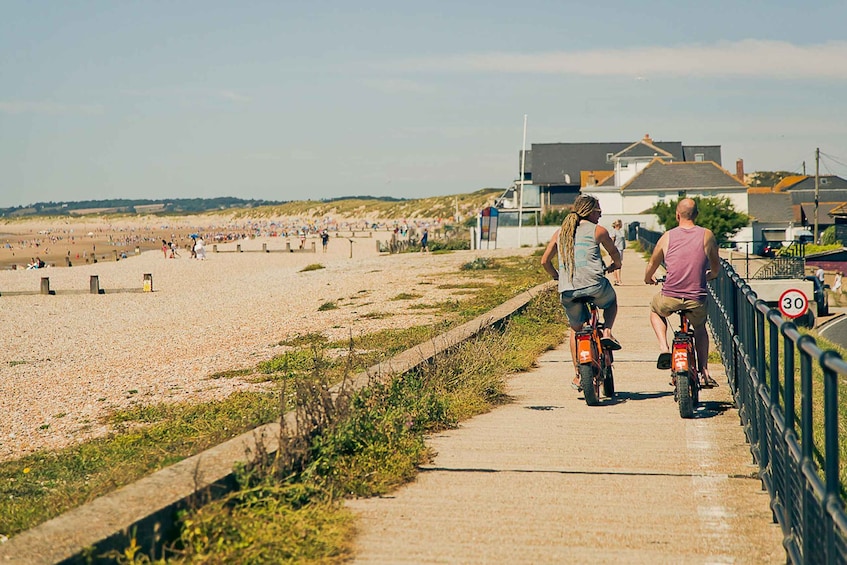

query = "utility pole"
(814, 148), (820, 243)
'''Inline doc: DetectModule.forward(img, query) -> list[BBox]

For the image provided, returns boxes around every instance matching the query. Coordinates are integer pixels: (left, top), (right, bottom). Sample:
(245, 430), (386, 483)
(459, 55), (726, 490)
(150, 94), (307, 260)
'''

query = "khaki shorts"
(650, 294), (707, 328)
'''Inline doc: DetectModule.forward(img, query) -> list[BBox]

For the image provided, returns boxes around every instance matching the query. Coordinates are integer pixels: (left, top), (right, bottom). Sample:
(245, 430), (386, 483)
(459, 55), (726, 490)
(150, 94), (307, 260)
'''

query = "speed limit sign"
(778, 288), (809, 319)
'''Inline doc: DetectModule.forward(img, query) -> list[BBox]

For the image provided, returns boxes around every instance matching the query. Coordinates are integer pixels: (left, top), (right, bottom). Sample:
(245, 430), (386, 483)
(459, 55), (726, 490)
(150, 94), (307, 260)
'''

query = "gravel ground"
(0, 237), (534, 462)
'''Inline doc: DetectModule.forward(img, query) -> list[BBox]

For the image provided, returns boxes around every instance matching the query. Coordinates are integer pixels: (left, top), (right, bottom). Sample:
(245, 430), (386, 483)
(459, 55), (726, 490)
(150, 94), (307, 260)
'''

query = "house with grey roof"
(747, 174), (847, 244)
(580, 135), (747, 215)
(499, 134), (722, 214)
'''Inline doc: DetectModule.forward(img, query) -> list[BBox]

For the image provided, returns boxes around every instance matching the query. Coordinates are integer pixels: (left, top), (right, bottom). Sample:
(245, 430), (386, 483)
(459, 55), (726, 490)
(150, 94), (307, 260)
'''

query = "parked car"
(760, 244), (777, 258)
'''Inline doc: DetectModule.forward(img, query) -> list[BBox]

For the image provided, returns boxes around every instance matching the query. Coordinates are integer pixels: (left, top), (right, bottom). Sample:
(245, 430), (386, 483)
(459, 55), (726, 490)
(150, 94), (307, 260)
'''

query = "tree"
(648, 196), (750, 243)
(821, 225), (842, 246)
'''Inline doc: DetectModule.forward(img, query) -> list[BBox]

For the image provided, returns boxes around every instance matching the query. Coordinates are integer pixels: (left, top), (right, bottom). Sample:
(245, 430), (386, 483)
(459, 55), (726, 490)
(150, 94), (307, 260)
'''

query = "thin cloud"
(0, 101), (104, 115)
(397, 40), (847, 80)
(362, 78), (433, 94)
(220, 90), (251, 103)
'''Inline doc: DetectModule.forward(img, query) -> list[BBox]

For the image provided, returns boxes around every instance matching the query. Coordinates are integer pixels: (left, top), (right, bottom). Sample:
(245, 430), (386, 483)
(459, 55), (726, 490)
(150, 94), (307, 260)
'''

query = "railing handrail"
(638, 225), (847, 563)
(712, 258), (847, 564)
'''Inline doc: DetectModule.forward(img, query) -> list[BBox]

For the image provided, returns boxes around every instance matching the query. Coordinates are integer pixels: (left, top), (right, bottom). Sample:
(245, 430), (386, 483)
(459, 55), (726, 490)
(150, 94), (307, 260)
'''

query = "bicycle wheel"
(602, 364), (615, 398)
(676, 370), (695, 418)
(579, 364), (600, 406)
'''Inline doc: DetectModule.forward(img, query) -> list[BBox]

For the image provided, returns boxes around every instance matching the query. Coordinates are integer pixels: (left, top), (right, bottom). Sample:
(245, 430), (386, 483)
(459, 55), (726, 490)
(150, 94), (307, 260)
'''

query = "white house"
(582, 135), (748, 215)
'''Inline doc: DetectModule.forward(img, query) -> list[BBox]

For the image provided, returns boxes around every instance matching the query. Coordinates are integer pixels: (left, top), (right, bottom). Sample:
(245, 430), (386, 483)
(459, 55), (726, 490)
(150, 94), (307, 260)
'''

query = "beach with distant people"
(0, 215), (528, 462)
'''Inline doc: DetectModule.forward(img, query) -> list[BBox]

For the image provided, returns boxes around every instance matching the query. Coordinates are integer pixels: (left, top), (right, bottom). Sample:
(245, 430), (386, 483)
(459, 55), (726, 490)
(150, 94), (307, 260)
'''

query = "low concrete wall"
(0, 281), (556, 564)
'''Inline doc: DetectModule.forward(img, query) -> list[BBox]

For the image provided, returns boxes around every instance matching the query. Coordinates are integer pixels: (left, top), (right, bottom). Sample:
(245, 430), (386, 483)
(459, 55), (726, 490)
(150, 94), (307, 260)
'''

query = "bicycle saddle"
(572, 296), (595, 304)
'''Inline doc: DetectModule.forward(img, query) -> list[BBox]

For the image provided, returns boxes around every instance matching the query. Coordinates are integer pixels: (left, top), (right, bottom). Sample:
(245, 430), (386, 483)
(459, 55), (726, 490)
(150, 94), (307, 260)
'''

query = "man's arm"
(704, 229), (721, 281)
(540, 230), (560, 280)
(595, 225), (621, 271)
(644, 232), (669, 284)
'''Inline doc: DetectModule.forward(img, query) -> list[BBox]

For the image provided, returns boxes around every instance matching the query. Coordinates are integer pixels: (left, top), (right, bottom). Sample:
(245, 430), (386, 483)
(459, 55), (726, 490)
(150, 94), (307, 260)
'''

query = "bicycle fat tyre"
(602, 365), (615, 398)
(579, 364), (600, 406)
(676, 370), (695, 418)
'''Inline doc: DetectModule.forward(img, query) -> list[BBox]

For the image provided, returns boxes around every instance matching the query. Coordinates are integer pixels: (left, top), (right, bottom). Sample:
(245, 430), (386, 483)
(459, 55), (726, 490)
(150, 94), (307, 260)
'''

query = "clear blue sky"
(2, 1), (847, 208)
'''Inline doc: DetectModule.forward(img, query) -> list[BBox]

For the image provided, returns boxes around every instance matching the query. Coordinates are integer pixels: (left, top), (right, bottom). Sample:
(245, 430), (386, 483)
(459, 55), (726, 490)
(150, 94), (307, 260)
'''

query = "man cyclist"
(644, 198), (721, 388)
(542, 195), (622, 389)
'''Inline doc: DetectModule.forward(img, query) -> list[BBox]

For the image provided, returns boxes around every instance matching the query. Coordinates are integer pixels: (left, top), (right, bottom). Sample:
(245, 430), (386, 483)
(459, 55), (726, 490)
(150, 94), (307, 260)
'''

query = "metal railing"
(710, 260), (847, 563)
(637, 226), (847, 562)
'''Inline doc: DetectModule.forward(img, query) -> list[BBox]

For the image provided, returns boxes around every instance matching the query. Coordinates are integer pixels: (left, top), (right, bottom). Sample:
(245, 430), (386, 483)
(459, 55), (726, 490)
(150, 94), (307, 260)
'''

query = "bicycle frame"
(671, 310), (699, 418)
(575, 301), (614, 405)
(672, 313), (695, 373)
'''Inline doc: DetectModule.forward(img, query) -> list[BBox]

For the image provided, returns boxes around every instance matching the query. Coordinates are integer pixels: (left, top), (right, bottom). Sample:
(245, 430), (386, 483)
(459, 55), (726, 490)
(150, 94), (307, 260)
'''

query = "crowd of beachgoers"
(0, 215), (444, 270)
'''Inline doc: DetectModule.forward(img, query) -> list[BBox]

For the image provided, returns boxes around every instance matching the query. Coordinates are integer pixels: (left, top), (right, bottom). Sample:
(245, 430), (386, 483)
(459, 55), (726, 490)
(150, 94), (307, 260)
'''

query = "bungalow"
(747, 174), (847, 244)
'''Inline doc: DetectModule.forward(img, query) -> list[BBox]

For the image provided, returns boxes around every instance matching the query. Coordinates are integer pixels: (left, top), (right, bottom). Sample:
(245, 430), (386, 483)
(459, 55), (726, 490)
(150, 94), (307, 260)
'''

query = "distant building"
(497, 134), (731, 225)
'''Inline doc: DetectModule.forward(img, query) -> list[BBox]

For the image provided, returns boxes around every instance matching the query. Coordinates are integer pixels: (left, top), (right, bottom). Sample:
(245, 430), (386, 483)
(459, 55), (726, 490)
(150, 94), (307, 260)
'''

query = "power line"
(820, 150), (847, 173)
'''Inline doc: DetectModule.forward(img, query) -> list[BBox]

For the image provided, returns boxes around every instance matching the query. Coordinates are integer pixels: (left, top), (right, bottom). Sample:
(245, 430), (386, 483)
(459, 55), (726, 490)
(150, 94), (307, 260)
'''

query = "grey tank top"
(557, 221), (606, 292)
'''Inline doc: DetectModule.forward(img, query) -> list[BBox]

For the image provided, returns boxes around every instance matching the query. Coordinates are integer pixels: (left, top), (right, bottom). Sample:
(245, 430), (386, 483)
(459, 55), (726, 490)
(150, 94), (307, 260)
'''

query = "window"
(606, 152), (614, 163)
(821, 178), (830, 185)
(694, 153), (705, 162)
(620, 161), (629, 169)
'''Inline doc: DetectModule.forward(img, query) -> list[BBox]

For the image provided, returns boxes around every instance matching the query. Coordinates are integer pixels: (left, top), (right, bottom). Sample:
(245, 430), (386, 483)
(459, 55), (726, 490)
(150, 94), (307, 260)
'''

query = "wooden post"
(262, 243), (268, 253)
(143, 273), (153, 293)
(237, 244), (242, 252)
(212, 244), (218, 253)
(311, 241), (316, 253)
(114, 250), (118, 262)
(89, 275), (100, 294)
(40, 277), (50, 295)
(65, 256), (71, 267)
(286, 241), (292, 252)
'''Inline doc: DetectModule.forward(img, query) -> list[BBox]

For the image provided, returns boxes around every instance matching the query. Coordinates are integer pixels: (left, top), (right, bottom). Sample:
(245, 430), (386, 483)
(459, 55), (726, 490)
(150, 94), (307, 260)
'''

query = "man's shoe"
(601, 337), (622, 351)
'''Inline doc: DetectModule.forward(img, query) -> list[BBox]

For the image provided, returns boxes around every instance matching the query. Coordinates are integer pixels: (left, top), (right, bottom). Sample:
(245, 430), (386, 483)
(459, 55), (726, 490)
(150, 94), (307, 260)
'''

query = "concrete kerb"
(0, 281), (556, 564)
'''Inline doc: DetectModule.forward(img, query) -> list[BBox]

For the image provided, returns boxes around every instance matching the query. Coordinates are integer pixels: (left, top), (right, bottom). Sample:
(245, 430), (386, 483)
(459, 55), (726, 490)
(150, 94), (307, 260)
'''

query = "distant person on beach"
(162, 240), (169, 258)
(194, 237), (206, 260)
(610, 219), (626, 286)
(320, 230), (329, 253)
(299, 231), (306, 250)
(420, 228), (429, 252)
(169, 241), (180, 258)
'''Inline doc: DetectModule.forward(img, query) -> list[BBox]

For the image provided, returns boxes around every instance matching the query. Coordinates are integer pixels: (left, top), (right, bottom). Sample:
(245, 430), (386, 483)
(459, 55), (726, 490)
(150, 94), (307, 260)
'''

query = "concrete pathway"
(347, 248), (785, 564)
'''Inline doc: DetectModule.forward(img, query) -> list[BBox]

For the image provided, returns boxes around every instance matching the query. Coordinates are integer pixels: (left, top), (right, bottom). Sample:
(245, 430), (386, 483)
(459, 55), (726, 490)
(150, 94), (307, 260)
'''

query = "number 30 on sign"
(778, 288), (809, 319)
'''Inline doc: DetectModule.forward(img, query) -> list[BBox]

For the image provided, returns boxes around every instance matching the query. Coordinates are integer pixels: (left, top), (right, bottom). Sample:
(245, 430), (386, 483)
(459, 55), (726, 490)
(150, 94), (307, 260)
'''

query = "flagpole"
(518, 114), (527, 248)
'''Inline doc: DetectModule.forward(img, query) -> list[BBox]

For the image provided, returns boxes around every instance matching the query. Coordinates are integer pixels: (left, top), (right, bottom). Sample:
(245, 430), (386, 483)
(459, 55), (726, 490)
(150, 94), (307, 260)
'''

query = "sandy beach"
(0, 223), (532, 463)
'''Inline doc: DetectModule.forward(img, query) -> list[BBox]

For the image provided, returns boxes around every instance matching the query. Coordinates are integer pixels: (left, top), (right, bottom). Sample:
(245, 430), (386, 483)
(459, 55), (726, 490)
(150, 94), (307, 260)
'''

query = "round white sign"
(778, 288), (809, 319)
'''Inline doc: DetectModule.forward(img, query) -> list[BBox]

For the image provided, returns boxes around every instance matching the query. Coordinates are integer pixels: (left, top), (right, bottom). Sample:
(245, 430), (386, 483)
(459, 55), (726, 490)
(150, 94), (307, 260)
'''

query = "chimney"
(736, 158), (745, 183)
(643, 133), (652, 143)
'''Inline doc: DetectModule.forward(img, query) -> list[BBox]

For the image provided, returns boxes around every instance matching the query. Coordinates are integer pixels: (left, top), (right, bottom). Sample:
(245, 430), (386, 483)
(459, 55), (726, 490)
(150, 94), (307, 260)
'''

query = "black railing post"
(799, 335), (815, 461)
(823, 351), (842, 561)
(798, 334), (815, 563)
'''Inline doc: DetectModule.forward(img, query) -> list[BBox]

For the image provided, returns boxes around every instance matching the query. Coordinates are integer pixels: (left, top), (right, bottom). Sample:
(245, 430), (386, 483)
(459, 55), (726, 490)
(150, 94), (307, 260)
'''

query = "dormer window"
(606, 152), (614, 163)
(821, 178), (830, 185)
(694, 153), (705, 162)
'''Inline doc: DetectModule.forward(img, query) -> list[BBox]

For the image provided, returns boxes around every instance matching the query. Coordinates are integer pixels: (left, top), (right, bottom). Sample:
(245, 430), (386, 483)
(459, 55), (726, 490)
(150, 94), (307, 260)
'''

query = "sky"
(2, 1), (847, 209)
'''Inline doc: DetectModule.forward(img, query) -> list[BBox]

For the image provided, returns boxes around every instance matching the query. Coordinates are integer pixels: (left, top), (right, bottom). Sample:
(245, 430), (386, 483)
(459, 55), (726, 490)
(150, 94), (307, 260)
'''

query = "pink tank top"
(662, 226), (708, 302)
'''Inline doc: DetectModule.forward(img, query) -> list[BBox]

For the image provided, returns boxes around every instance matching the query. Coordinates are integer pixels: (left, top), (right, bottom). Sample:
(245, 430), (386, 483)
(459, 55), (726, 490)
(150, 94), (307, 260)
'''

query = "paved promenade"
(348, 248), (785, 564)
